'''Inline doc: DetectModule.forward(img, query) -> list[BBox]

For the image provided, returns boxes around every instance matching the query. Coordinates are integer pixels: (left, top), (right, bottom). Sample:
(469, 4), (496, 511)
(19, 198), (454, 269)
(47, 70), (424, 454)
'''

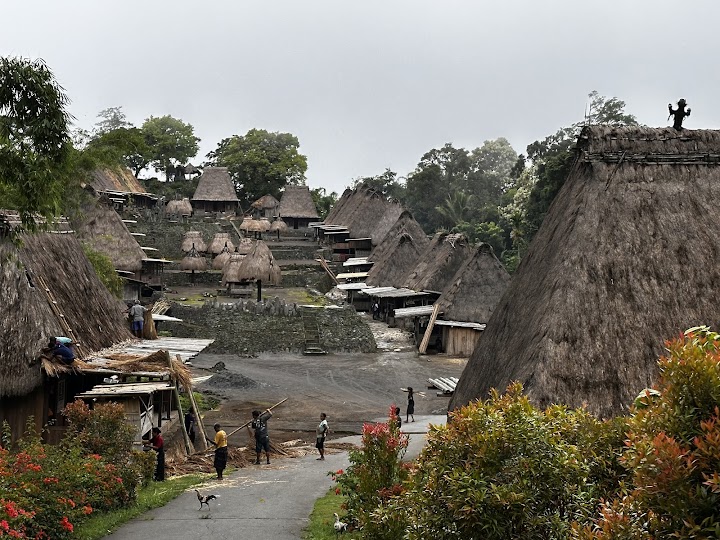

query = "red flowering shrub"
(332, 405), (409, 534)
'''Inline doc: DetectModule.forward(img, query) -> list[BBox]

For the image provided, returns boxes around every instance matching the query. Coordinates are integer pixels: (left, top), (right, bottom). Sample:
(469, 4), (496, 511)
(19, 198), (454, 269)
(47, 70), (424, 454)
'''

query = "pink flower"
(60, 516), (73, 532)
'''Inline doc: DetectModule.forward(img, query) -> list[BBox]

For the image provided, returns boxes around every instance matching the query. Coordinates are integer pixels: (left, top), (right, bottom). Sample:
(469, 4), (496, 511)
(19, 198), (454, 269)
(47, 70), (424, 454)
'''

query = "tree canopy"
(0, 57), (73, 231)
(141, 115), (199, 179)
(206, 128), (307, 205)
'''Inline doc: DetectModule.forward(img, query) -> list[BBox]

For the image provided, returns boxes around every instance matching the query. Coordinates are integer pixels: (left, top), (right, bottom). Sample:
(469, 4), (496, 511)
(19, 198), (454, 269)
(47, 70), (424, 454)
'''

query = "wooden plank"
(419, 304), (441, 354)
(429, 378), (453, 393)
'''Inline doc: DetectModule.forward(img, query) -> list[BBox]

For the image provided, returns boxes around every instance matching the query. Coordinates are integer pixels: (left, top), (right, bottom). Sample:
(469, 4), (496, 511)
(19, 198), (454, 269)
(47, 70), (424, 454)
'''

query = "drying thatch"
(221, 253), (246, 281)
(450, 126), (720, 418)
(245, 219), (269, 233)
(89, 167), (146, 193)
(236, 237), (254, 255)
(369, 210), (429, 263)
(166, 198), (193, 216)
(366, 232), (427, 288)
(0, 233), (132, 397)
(192, 167), (239, 202)
(181, 231), (207, 253)
(436, 243), (510, 323)
(251, 194), (280, 211)
(180, 244), (208, 271)
(72, 199), (146, 272)
(223, 240), (281, 285)
(207, 232), (235, 254)
(403, 232), (472, 293)
(212, 244), (232, 270)
(278, 186), (319, 219)
(270, 219), (288, 232)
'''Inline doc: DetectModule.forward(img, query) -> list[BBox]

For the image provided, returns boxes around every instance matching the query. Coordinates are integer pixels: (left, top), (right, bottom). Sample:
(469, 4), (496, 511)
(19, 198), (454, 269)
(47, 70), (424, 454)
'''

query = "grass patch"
(303, 489), (360, 540)
(75, 474), (208, 540)
(286, 288), (328, 306)
(179, 391), (221, 414)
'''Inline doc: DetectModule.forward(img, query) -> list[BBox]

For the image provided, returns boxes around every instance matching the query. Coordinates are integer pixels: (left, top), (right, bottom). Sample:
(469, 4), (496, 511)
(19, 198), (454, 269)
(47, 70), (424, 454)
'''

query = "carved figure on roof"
(668, 98), (691, 130)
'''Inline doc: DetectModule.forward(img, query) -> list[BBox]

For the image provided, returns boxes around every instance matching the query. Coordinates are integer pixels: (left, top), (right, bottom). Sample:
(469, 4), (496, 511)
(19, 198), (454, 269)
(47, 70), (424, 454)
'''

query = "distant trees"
(206, 128), (307, 205)
(311, 187), (338, 220)
(0, 57), (73, 231)
(351, 168), (406, 201)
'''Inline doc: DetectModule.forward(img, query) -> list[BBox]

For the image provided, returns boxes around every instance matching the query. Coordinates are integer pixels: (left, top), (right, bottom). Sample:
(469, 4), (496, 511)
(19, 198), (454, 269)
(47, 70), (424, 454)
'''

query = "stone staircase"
(301, 307), (327, 355)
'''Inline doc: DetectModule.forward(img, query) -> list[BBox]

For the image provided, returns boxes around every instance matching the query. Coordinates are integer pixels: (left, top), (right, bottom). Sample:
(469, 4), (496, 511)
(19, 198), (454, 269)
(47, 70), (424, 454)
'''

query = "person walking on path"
(251, 409), (273, 465)
(207, 423), (228, 480)
(406, 387), (415, 423)
(143, 427), (165, 481)
(129, 300), (147, 338)
(315, 413), (329, 460)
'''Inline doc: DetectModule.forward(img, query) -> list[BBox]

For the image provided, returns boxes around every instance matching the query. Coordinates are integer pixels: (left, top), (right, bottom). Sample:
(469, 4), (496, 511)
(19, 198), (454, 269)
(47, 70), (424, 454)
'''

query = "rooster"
(333, 513), (348, 536)
(195, 489), (218, 510)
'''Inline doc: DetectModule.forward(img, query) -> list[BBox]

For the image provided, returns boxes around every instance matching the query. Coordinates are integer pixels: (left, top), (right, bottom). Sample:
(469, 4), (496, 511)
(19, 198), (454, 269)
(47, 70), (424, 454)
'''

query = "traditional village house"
(166, 197), (193, 219)
(251, 194), (280, 219)
(191, 166), (239, 215)
(277, 185), (320, 229)
(88, 167), (158, 209)
(450, 126), (720, 418)
(222, 240), (281, 301)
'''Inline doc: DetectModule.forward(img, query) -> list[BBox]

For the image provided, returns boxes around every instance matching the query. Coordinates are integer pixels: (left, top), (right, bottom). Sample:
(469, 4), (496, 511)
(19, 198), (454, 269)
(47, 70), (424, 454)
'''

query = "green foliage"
(81, 243), (124, 298)
(375, 384), (626, 540)
(351, 169), (406, 202)
(311, 187), (338, 220)
(0, 56), (73, 232)
(141, 115), (199, 178)
(332, 406), (409, 534)
(574, 327), (720, 539)
(303, 490), (361, 540)
(207, 128), (307, 205)
(143, 175), (199, 200)
(178, 391), (220, 415)
(85, 127), (152, 177)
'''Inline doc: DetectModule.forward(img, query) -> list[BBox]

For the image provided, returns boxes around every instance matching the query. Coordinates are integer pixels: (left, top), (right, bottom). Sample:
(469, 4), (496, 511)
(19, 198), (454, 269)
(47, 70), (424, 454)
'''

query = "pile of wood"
(428, 376), (459, 396)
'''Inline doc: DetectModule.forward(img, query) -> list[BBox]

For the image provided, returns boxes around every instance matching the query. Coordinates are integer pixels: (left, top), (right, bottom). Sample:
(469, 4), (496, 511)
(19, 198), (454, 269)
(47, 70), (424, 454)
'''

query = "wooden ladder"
(36, 275), (87, 359)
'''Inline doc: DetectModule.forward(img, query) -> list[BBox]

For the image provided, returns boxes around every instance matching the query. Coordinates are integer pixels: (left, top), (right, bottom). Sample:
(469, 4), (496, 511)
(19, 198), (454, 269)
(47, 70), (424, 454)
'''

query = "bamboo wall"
(442, 327), (482, 357)
(0, 386), (46, 443)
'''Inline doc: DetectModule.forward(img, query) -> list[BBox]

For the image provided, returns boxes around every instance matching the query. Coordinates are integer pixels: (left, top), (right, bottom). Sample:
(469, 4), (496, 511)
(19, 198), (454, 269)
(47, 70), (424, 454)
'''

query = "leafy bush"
(81, 243), (124, 298)
(376, 384), (626, 540)
(573, 327), (720, 539)
(332, 406), (409, 534)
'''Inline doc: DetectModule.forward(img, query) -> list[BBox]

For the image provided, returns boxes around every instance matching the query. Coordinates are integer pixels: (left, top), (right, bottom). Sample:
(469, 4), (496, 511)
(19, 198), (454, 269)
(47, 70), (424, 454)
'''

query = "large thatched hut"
(366, 232), (427, 288)
(88, 167), (157, 208)
(181, 231), (207, 253)
(191, 167), (239, 214)
(369, 210), (429, 263)
(403, 232), (472, 293)
(208, 232), (235, 255)
(450, 126), (720, 418)
(433, 243), (511, 356)
(0, 233), (132, 440)
(278, 186), (319, 229)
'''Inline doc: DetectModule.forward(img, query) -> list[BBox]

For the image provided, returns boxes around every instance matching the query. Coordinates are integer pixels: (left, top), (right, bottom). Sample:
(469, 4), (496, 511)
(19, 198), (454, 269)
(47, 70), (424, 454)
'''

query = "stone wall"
(161, 300), (376, 354)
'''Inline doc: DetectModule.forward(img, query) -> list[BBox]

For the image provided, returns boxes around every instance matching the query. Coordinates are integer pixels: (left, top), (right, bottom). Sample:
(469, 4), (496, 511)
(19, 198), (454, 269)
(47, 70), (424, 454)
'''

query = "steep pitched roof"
(192, 167), (239, 202)
(366, 232), (427, 288)
(278, 186), (319, 219)
(369, 211), (429, 263)
(403, 232), (472, 293)
(90, 167), (146, 193)
(450, 126), (720, 417)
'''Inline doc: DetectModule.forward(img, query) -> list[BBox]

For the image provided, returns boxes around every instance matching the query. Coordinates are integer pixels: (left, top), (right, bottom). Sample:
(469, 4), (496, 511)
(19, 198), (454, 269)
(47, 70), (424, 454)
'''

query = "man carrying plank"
(251, 408), (273, 465)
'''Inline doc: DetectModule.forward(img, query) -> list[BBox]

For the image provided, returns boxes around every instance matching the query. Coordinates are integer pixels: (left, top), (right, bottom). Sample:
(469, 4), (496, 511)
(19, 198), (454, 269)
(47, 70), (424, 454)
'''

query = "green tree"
(351, 168), (406, 201)
(463, 138), (518, 210)
(206, 128), (307, 205)
(311, 187), (338, 220)
(85, 127), (152, 176)
(0, 57), (73, 231)
(93, 106), (132, 136)
(436, 190), (474, 227)
(141, 115), (199, 179)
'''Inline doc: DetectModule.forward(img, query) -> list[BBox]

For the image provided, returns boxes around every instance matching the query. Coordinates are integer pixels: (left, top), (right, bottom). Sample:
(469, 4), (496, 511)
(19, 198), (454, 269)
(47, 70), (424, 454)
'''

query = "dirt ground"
(187, 314), (467, 447)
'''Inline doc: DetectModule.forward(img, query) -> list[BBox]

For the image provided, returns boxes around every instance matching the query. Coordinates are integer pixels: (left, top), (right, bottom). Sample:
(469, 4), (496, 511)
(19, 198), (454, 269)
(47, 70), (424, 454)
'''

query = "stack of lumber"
(428, 376), (459, 396)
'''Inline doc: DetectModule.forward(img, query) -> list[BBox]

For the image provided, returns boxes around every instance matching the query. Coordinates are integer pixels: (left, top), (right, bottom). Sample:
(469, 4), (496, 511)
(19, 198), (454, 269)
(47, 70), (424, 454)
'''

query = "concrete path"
(104, 416), (444, 539)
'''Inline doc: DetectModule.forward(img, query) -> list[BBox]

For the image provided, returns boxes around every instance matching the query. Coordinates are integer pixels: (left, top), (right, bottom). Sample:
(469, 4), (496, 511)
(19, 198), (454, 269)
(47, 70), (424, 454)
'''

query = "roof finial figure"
(668, 98), (691, 130)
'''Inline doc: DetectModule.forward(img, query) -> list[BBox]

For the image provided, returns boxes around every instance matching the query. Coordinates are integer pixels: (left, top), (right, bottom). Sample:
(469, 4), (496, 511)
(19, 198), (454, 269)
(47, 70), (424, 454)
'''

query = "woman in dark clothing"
(406, 387), (415, 423)
(145, 427), (165, 481)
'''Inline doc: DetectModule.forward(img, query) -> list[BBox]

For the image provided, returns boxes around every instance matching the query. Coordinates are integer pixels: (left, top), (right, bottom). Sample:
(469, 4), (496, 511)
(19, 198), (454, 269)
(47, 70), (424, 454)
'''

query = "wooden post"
(419, 304), (440, 354)
(186, 386), (208, 451)
(257, 279), (262, 302)
(172, 385), (193, 455)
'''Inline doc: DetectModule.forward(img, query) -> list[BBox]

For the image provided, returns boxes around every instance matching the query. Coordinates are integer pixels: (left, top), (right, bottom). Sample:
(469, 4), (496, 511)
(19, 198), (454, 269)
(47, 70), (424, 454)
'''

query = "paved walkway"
(105, 416), (444, 540)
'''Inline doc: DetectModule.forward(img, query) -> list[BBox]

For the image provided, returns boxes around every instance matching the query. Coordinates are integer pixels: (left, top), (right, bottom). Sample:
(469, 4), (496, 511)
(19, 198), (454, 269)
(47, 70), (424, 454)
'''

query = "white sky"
(3, 0), (719, 193)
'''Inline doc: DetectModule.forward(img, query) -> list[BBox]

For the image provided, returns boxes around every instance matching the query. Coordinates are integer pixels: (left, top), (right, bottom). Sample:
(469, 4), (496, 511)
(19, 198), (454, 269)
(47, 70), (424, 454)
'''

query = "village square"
(3, 2), (720, 538)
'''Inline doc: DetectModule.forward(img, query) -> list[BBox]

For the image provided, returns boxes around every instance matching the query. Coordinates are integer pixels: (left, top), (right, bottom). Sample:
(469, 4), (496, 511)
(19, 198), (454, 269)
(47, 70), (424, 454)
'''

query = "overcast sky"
(3, 0), (719, 193)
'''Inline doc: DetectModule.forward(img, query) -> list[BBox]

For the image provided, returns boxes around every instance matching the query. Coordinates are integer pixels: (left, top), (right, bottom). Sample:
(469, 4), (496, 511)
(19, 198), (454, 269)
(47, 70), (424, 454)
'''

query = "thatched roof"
(270, 219), (289, 232)
(246, 219), (270, 232)
(369, 210), (429, 263)
(366, 232), (427, 288)
(437, 243), (510, 323)
(208, 233), (235, 255)
(212, 245), (232, 270)
(90, 167), (146, 194)
(278, 186), (319, 219)
(252, 194), (280, 210)
(0, 233), (132, 397)
(181, 231), (207, 253)
(223, 240), (281, 285)
(166, 198), (193, 215)
(323, 186), (404, 245)
(221, 252), (246, 280)
(179, 245), (208, 271)
(404, 232), (471, 293)
(324, 188), (352, 224)
(192, 167), (239, 202)
(450, 126), (720, 418)
(184, 163), (201, 175)
(72, 200), (146, 272)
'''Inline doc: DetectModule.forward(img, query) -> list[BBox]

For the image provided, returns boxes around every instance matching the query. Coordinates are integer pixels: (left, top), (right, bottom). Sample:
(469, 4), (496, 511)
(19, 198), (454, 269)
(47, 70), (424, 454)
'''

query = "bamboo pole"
(187, 387), (208, 451)
(172, 385), (193, 455)
(225, 398), (288, 439)
(419, 304), (440, 354)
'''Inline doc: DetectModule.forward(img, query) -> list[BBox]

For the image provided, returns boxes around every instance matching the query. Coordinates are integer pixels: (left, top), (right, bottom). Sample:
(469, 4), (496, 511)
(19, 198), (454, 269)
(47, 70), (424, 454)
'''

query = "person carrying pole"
(251, 409), (273, 465)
